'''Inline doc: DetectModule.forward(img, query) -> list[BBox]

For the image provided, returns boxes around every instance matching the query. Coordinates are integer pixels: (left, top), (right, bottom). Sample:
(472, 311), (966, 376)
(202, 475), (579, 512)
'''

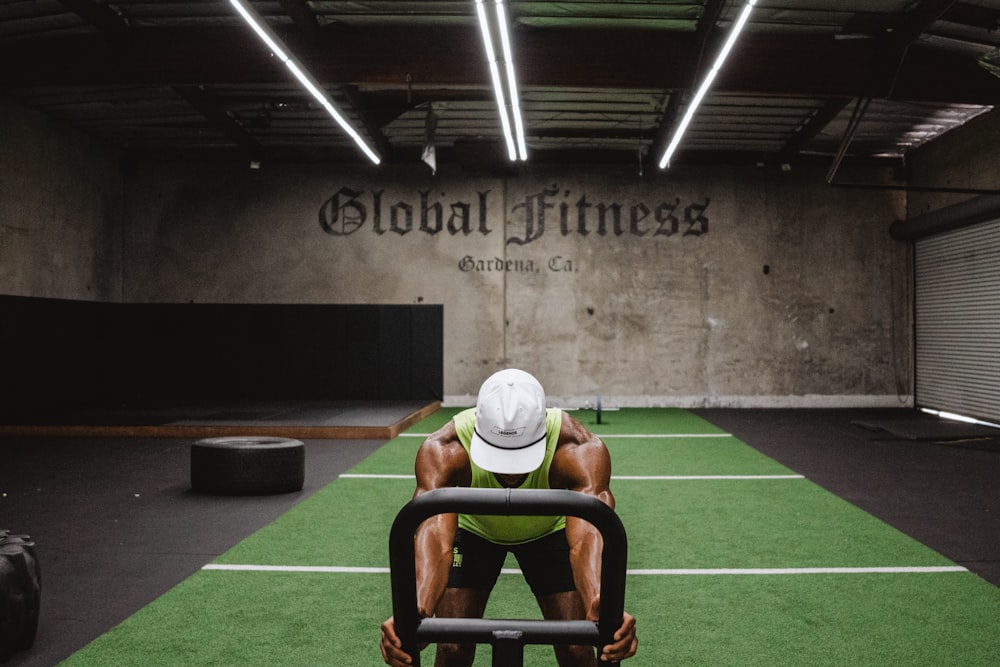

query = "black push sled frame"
(389, 487), (628, 666)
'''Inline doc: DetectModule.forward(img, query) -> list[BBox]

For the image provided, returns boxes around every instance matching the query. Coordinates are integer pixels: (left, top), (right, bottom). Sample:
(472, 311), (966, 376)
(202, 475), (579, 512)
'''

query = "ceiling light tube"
(475, 0), (527, 162)
(475, 0), (516, 160)
(920, 407), (1000, 429)
(659, 0), (757, 169)
(495, 0), (527, 160)
(228, 0), (381, 164)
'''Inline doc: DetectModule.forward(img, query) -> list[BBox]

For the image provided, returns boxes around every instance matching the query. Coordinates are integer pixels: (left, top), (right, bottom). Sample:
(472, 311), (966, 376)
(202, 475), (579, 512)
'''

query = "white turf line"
(202, 564), (968, 575)
(341, 474), (805, 480)
(205, 474), (961, 576)
(209, 434), (960, 577)
(398, 433), (733, 439)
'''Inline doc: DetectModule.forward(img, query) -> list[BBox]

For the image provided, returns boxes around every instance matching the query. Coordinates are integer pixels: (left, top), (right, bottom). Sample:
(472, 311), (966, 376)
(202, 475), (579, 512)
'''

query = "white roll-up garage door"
(915, 218), (1000, 423)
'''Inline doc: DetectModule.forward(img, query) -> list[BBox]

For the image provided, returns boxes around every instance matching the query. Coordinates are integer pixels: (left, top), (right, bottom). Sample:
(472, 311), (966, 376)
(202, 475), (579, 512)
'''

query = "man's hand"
(587, 596), (638, 662)
(380, 616), (413, 666)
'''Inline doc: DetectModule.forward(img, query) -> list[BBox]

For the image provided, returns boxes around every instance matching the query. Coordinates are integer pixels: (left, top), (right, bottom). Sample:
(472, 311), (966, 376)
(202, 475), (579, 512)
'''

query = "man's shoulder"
(416, 419), (471, 487)
(550, 412), (612, 492)
(552, 411), (608, 460)
(555, 410), (598, 443)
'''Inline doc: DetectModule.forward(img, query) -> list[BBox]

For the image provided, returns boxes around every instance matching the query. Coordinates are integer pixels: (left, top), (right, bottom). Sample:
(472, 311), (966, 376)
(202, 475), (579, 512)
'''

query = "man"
(380, 368), (637, 666)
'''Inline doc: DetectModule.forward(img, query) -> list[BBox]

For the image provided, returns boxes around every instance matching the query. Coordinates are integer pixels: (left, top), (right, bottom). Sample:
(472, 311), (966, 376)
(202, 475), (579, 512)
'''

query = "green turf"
(58, 571), (390, 666)
(211, 474), (949, 571)
(59, 408), (1000, 666)
(347, 436), (788, 477)
(604, 438), (792, 476)
(213, 477), (414, 567)
(354, 406), (776, 477)
(60, 569), (1000, 666)
(628, 572), (1000, 667)
(347, 438), (423, 475)
(351, 436), (791, 475)
(406, 406), (729, 436)
(615, 480), (955, 569)
(569, 407), (729, 436)
(409, 406), (464, 431)
(476, 571), (1000, 666)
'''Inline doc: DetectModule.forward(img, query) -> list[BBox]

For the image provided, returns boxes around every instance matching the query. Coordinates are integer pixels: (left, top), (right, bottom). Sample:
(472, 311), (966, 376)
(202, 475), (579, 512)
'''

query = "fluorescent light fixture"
(920, 408), (1000, 429)
(228, 0), (381, 164)
(475, 0), (528, 161)
(475, 0), (514, 159)
(495, 0), (527, 159)
(659, 0), (757, 169)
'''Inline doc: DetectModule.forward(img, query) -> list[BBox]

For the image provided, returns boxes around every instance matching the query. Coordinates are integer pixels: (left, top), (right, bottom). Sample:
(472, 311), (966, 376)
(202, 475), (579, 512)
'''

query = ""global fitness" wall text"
(319, 185), (711, 245)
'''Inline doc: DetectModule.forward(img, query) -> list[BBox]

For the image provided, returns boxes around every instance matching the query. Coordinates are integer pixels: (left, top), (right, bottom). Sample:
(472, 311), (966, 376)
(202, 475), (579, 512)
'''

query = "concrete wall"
(0, 95), (122, 301)
(907, 107), (1000, 216)
(0, 95), (915, 406)
(121, 160), (912, 406)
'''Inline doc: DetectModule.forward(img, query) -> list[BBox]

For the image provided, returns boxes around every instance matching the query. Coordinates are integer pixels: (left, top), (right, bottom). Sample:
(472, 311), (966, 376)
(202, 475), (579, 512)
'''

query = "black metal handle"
(389, 487), (628, 666)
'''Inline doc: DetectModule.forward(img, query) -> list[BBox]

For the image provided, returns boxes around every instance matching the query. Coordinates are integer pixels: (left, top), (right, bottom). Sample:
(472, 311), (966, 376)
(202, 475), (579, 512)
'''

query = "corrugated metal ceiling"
(2, 1), (999, 173)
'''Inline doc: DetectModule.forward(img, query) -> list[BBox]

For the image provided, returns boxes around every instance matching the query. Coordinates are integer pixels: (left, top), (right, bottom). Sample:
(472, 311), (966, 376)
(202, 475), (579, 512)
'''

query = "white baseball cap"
(470, 368), (548, 474)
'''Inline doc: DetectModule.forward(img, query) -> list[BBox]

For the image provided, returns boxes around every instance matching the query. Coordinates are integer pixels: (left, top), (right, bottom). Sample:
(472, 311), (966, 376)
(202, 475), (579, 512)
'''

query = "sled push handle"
(389, 487), (628, 667)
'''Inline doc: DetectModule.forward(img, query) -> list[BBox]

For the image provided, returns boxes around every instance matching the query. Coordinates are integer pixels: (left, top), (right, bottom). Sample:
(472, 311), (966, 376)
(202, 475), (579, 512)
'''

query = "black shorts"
(446, 528), (577, 597)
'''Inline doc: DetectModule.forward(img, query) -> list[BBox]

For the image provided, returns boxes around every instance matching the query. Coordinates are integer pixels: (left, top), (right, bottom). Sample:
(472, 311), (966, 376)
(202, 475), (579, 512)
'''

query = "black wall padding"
(0, 296), (443, 418)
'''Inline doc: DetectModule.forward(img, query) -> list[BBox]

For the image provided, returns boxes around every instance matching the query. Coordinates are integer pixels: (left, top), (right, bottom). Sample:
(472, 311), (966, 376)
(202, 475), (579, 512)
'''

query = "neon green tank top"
(453, 407), (566, 545)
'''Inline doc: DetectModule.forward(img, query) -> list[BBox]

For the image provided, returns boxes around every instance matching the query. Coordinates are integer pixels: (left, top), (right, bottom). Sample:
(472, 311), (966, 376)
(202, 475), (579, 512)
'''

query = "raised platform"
(0, 400), (441, 440)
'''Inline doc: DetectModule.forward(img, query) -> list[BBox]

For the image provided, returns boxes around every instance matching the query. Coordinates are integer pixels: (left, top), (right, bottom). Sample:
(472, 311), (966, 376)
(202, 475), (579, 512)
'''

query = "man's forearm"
(414, 514), (457, 617)
(566, 516), (605, 607)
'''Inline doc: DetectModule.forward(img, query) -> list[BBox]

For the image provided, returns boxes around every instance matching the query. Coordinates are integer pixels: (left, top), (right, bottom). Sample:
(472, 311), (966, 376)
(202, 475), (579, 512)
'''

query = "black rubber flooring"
(2, 406), (998, 666)
(1, 435), (387, 667)
(692, 407), (1000, 588)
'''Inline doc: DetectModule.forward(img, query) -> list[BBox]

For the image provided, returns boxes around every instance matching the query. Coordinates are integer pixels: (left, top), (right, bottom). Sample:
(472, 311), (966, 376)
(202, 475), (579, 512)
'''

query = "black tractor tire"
(0, 531), (41, 662)
(190, 436), (305, 496)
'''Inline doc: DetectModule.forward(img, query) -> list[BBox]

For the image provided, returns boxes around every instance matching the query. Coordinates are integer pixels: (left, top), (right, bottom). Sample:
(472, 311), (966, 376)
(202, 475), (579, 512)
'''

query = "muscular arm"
(549, 411), (615, 607)
(382, 420), (471, 666)
(412, 420), (471, 618)
(550, 411), (638, 662)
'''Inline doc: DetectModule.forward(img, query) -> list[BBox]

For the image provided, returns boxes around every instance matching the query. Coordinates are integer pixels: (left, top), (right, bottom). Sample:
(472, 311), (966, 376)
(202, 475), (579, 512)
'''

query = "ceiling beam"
(778, 98), (852, 164)
(863, 0), (961, 99)
(717, 34), (1000, 103)
(649, 0), (726, 167)
(60, 1), (267, 157)
(5, 26), (1000, 104)
(696, 0), (727, 35)
(943, 2), (1000, 30)
(340, 86), (392, 159)
(814, 0), (962, 174)
(56, 0), (129, 37)
(691, 0), (727, 85)
(277, 0), (322, 40)
(173, 85), (262, 156)
(649, 92), (682, 166)
(891, 0), (961, 44)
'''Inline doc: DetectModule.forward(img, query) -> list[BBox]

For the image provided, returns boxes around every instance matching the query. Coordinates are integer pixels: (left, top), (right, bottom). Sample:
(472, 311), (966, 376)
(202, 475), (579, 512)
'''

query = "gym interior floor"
(1, 404), (997, 667)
